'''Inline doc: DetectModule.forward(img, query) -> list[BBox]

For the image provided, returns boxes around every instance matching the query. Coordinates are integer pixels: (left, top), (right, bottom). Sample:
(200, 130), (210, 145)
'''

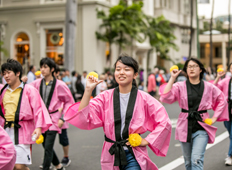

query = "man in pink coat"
(0, 59), (52, 170)
(30, 58), (74, 170)
(0, 125), (16, 170)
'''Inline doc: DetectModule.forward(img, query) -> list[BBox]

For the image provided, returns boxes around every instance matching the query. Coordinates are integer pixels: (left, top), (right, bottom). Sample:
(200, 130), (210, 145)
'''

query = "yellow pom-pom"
(217, 68), (224, 73)
(35, 71), (41, 76)
(204, 118), (212, 125)
(87, 72), (98, 79)
(170, 65), (179, 72)
(128, 133), (142, 147)
(36, 135), (44, 144)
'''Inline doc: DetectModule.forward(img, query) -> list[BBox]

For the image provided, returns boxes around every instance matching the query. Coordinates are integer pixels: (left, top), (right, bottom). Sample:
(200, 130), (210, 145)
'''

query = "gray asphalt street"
(28, 102), (231, 170)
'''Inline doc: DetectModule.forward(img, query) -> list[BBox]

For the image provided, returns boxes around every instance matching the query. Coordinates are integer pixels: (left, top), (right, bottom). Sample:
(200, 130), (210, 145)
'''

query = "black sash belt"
(4, 121), (21, 129)
(49, 110), (58, 114)
(228, 78), (232, 121)
(182, 109), (207, 142)
(105, 135), (134, 167)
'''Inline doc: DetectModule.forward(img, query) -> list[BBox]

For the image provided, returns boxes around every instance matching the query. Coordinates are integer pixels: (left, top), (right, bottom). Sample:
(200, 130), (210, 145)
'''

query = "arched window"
(14, 32), (30, 74)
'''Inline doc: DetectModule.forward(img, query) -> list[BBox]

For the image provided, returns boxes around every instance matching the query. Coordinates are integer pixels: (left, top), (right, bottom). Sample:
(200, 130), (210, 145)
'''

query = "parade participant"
(64, 54), (172, 170)
(53, 65), (72, 167)
(30, 58), (74, 170)
(160, 57), (228, 170)
(0, 59), (52, 170)
(214, 63), (232, 166)
(0, 120), (16, 170)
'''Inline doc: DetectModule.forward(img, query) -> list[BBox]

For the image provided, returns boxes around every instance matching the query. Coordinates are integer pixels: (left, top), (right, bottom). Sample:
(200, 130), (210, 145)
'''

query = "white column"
(142, 53), (147, 91)
(222, 41), (226, 69)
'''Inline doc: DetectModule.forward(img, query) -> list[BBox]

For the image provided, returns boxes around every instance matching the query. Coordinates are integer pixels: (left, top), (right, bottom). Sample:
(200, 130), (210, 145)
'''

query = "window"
(200, 46), (205, 58)
(14, 32), (30, 74)
(181, 28), (190, 44)
(184, 0), (190, 15)
(215, 47), (222, 58)
(45, 29), (64, 65)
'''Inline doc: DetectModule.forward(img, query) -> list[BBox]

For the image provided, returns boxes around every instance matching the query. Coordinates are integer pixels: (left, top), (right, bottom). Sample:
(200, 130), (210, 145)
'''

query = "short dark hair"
(71, 71), (76, 76)
(183, 57), (206, 80)
(40, 58), (56, 75)
(29, 65), (34, 71)
(114, 53), (139, 87)
(1, 59), (23, 79)
(54, 64), (60, 74)
(83, 71), (87, 74)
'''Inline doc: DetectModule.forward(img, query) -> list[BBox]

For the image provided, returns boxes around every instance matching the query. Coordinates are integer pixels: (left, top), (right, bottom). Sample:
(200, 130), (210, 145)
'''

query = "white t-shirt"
(81, 76), (87, 89)
(119, 92), (130, 139)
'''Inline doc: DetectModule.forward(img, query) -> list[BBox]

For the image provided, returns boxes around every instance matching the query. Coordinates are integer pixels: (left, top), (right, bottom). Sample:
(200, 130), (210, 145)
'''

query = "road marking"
(159, 131), (229, 170)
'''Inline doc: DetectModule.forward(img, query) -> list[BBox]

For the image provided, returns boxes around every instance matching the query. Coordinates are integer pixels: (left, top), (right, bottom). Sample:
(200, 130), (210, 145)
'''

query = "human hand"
(32, 127), (42, 140)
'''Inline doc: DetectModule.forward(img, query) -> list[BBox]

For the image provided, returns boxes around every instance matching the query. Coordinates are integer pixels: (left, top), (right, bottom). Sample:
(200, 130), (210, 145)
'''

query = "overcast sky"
(198, 0), (232, 19)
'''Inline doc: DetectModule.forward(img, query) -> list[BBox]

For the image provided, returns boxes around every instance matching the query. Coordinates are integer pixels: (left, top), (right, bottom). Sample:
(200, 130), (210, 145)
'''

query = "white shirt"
(96, 81), (107, 96)
(119, 92), (130, 139)
(26, 71), (35, 84)
(81, 76), (87, 89)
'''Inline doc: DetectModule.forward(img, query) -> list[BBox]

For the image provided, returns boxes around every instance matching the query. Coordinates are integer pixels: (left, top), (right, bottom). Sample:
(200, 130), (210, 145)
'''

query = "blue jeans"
(180, 130), (208, 170)
(224, 121), (232, 157)
(120, 150), (141, 170)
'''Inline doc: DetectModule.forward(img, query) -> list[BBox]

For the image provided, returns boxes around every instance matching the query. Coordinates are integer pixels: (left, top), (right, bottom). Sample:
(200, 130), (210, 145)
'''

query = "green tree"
(146, 15), (178, 64)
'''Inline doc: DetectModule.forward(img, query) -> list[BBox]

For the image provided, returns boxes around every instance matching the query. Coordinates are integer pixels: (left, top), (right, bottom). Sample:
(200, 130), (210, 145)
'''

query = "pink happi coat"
(0, 125), (16, 170)
(64, 89), (172, 170)
(0, 84), (52, 144)
(30, 79), (75, 133)
(215, 77), (232, 117)
(159, 80), (228, 144)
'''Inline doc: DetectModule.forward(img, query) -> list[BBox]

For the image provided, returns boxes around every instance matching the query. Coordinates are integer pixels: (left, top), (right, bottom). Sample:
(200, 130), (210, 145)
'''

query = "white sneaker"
(225, 156), (232, 166)
(39, 164), (53, 169)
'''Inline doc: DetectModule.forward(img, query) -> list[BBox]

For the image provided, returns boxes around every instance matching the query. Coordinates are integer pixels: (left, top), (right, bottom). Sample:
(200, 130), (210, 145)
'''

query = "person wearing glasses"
(159, 57), (228, 170)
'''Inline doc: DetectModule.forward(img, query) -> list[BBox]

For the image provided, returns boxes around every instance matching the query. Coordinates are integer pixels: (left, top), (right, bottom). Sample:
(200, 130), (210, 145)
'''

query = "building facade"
(199, 34), (231, 70)
(0, 0), (198, 86)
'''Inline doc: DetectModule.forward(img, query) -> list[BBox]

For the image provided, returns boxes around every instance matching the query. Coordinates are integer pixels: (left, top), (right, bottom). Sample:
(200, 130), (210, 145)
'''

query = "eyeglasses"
(187, 65), (199, 69)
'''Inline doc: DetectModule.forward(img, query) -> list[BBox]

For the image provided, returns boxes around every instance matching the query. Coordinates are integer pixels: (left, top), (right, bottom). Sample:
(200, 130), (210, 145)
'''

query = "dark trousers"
(59, 129), (69, 147)
(42, 130), (60, 170)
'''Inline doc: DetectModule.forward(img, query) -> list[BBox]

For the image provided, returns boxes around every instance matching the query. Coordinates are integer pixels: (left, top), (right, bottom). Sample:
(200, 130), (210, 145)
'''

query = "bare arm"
(214, 71), (225, 84)
(78, 76), (103, 111)
(163, 70), (182, 94)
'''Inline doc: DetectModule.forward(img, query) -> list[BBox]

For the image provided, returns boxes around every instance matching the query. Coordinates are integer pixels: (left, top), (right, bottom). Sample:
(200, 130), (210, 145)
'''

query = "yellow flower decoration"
(170, 65), (179, 72)
(36, 135), (44, 144)
(128, 133), (142, 147)
(204, 118), (212, 125)
(217, 68), (224, 73)
(87, 72), (99, 79)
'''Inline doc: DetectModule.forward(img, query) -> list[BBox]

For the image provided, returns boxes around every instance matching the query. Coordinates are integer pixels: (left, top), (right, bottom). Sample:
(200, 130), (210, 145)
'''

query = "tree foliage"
(0, 41), (8, 56)
(96, 0), (178, 62)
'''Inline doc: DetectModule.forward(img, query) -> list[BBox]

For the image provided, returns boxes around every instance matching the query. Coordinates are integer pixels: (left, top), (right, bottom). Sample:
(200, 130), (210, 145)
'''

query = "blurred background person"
(96, 74), (107, 96)
(81, 71), (87, 89)
(147, 69), (156, 97)
(75, 74), (84, 101)
(27, 65), (36, 84)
